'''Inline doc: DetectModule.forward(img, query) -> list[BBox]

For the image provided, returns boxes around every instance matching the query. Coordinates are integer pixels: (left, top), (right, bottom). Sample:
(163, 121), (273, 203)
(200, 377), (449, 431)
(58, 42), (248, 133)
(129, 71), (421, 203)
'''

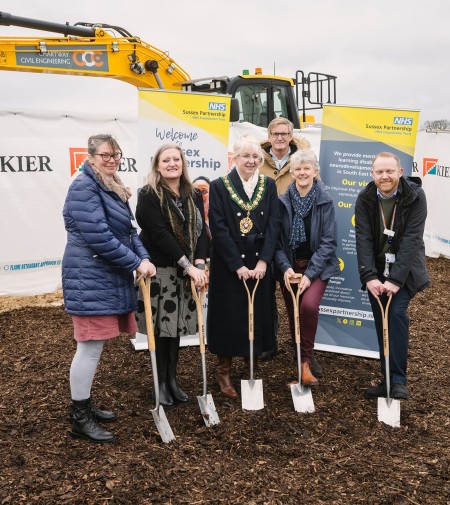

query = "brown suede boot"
(301, 362), (319, 386)
(216, 356), (238, 399)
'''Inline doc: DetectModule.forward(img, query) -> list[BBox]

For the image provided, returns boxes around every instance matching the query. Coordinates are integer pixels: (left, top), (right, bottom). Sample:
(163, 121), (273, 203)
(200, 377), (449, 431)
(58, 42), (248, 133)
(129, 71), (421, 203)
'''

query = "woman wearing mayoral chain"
(207, 136), (280, 398)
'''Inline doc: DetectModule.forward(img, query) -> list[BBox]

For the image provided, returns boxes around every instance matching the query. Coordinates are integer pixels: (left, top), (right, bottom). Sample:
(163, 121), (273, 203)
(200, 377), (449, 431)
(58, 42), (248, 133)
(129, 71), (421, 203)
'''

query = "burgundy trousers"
(279, 261), (328, 364)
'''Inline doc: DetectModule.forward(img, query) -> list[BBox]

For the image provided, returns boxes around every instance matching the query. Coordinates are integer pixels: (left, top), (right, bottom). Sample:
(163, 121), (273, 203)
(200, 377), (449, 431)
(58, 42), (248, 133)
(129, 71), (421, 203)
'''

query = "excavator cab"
(227, 75), (296, 128)
(181, 70), (337, 129)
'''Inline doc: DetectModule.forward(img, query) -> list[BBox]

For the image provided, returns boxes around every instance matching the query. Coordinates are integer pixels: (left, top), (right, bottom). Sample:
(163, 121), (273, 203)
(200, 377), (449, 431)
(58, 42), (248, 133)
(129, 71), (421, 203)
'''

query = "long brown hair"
(147, 143), (194, 195)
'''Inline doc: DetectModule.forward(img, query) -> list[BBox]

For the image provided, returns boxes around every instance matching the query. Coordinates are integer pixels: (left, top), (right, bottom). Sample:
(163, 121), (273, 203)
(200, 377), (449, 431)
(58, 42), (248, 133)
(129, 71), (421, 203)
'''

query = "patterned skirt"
(135, 266), (198, 338)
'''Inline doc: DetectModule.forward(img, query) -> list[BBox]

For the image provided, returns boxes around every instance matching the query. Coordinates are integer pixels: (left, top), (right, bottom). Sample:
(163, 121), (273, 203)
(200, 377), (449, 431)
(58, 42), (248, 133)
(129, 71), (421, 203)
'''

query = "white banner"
(413, 130), (450, 258)
(0, 109), (138, 296)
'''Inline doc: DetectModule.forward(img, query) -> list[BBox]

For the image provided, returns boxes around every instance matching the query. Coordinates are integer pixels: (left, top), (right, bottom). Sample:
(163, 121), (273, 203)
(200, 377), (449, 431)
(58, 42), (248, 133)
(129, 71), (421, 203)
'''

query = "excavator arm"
(0, 12), (190, 89)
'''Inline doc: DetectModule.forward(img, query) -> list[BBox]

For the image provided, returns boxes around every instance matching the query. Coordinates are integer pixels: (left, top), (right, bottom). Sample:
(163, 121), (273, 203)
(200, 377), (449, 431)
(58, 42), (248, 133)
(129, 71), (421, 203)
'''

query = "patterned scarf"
(289, 181), (317, 249)
(91, 164), (132, 203)
(156, 183), (198, 263)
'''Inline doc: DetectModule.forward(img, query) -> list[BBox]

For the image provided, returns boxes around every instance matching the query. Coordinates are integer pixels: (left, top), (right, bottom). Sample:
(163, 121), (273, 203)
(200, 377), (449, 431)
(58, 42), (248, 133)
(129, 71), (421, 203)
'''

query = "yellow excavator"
(0, 12), (336, 128)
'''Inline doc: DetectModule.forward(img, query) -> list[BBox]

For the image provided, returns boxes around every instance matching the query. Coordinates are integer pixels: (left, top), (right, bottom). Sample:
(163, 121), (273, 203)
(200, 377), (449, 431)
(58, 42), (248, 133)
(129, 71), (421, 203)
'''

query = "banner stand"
(130, 332), (200, 350)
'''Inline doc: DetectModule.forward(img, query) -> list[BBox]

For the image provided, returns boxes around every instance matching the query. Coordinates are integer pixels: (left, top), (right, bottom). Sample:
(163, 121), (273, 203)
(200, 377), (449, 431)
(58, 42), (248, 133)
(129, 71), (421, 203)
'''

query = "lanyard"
(379, 200), (396, 250)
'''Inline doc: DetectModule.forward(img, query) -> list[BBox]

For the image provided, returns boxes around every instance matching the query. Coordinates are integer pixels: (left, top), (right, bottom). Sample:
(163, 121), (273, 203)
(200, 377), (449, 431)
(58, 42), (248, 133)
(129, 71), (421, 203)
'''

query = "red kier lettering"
(0, 156), (52, 172)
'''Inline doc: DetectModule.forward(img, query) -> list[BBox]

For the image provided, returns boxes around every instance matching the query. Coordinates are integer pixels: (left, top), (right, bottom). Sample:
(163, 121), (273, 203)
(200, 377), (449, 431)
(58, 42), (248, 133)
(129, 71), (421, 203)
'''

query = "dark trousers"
(368, 288), (411, 385)
(279, 265), (328, 363)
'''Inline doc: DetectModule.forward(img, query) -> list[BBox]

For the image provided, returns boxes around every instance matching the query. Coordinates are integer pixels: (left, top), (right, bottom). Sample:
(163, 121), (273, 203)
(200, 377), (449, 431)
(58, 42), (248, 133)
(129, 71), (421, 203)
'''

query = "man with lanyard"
(355, 152), (429, 400)
(259, 118), (324, 378)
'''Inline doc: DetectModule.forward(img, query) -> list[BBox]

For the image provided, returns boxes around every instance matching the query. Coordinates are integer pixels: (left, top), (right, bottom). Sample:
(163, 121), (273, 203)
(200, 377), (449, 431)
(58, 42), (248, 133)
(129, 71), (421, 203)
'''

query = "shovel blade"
(241, 379), (264, 410)
(291, 383), (315, 413)
(197, 394), (220, 427)
(377, 397), (401, 428)
(151, 406), (176, 443)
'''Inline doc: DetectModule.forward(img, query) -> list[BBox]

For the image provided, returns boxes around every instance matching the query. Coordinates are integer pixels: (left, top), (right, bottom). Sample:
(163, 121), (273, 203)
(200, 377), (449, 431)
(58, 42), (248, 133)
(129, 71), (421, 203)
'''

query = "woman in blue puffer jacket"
(62, 134), (156, 444)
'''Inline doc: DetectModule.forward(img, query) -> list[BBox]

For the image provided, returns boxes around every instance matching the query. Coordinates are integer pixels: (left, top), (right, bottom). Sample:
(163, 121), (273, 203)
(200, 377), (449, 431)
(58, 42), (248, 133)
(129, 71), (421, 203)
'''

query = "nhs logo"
(209, 102), (226, 111)
(393, 117), (413, 125)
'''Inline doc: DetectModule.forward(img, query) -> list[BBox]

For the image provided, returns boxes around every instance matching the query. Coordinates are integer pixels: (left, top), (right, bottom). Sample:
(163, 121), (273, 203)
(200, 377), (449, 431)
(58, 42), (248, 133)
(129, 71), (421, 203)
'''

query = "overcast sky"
(0, 0), (448, 126)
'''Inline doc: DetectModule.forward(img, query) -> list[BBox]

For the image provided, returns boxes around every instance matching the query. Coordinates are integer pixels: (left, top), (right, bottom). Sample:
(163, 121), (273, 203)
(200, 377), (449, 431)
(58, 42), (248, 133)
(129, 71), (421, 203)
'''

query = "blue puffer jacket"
(62, 162), (150, 315)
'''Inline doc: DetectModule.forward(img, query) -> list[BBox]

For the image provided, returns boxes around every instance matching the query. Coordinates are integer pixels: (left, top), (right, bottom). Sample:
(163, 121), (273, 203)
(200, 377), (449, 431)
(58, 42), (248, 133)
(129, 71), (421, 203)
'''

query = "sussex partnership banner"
(317, 105), (419, 357)
(138, 89), (230, 186)
(136, 90), (231, 348)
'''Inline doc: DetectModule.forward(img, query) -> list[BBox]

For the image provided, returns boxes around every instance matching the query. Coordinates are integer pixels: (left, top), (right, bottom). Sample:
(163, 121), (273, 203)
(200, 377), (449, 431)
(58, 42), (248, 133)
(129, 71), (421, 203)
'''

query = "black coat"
(207, 168), (280, 356)
(355, 177), (429, 297)
(136, 186), (208, 268)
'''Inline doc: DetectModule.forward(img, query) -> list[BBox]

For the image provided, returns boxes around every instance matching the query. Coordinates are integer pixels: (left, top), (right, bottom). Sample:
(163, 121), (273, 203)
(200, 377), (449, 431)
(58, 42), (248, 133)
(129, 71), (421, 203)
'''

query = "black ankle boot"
(69, 400), (117, 423)
(70, 399), (115, 443)
(167, 337), (189, 404)
(155, 337), (175, 409)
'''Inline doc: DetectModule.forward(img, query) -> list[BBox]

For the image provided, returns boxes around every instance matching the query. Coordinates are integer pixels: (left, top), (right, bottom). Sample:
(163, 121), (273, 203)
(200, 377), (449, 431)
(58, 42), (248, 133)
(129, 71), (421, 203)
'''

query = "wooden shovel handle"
(191, 280), (206, 353)
(285, 274), (303, 345)
(376, 294), (392, 358)
(139, 277), (156, 353)
(243, 278), (260, 342)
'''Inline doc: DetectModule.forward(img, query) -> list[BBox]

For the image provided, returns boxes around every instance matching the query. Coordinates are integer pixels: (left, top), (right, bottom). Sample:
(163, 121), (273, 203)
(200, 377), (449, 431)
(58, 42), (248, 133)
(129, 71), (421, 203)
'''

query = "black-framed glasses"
(270, 132), (290, 138)
(94, 152), (122, 162)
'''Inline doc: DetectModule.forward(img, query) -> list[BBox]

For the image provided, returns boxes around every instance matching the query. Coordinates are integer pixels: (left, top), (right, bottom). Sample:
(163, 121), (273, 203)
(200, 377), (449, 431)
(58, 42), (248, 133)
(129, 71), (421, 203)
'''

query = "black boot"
(167, 337), (189, 404)
(155, 336), (175, 409)
(70, 399), (115, 443)
(69, 400), (117, 423)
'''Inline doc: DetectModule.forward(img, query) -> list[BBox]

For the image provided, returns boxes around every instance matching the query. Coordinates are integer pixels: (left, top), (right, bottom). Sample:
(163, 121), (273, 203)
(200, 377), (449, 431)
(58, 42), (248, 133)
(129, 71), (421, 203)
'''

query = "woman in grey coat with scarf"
(275, 149), (340, 386)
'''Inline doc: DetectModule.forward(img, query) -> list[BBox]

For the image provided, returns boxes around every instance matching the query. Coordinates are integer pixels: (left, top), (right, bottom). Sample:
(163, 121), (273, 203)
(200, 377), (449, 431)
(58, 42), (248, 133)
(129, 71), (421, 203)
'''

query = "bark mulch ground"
(0, 257), (448, 504)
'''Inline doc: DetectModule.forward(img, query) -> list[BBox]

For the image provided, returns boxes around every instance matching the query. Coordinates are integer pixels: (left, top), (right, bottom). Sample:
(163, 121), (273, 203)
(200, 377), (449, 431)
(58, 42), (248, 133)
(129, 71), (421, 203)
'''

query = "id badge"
(383, 253), (396, 277)
(385, 253), (396, 264)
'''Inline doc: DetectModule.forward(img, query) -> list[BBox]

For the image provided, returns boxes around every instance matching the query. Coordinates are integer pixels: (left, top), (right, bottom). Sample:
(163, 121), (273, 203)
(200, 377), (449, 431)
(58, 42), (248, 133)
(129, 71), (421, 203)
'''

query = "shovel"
(190, 280), (220, 427)
(376, 294), (401, 428)
(138, 277), (176, 443)
(241, 278), (264, 411)
(285, 275), (315, 413)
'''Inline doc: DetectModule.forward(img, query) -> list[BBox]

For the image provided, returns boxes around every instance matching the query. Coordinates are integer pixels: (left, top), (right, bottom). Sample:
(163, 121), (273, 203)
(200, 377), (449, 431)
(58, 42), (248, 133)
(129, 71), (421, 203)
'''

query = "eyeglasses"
(270, 132), (290, 138)
(94, 152), (122, 162)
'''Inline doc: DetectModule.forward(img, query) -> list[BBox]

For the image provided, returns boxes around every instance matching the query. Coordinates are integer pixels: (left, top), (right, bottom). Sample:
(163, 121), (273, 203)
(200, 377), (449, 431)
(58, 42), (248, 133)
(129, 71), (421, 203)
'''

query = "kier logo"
(422, 157), (450, 178)
(423, 157), (438, 177)
(69, 148), (88, 176)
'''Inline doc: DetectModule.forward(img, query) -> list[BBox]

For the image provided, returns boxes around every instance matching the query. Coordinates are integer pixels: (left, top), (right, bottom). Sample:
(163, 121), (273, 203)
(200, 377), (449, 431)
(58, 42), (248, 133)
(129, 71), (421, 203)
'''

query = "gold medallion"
(240, 216), (253, 234)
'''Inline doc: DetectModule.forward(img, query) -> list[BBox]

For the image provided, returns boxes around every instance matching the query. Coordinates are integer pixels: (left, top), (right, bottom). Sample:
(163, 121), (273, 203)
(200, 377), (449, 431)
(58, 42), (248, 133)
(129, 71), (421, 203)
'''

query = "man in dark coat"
(355, 151), (429, 400)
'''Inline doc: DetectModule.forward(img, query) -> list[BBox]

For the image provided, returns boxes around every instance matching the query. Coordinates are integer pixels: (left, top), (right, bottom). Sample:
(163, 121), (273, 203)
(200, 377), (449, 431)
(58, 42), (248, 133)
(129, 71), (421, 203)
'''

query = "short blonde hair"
(372, 151), (401, 168)
(232, 136), (264, 168)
